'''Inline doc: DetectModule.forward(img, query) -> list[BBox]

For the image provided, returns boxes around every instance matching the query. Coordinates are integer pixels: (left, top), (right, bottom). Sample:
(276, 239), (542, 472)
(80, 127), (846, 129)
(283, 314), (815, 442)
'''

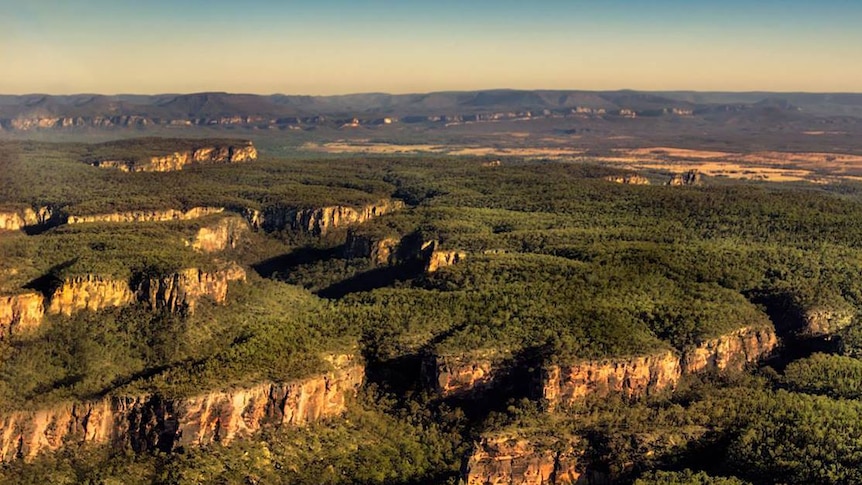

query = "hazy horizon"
(3, 0), (861, 95)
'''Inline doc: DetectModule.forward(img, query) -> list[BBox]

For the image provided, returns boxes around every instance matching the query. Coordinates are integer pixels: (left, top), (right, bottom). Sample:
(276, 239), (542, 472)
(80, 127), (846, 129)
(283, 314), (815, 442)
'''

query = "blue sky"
(2, 0), (860, 94)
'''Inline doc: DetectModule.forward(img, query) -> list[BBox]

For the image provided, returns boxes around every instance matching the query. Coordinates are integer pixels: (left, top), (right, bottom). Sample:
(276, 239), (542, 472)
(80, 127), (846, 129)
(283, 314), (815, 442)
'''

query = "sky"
(1, 0), (861, 95)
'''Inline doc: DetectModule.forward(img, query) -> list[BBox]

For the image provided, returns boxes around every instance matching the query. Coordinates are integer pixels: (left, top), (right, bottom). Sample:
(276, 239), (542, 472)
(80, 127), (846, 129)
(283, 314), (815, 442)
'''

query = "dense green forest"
(2, 138), (862, 483)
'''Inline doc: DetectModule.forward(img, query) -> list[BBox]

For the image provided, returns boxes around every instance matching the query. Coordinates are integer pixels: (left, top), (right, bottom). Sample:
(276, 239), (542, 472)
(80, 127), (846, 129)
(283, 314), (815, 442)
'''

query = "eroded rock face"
(47, 275), (135, 317)
(67, 207), (224, 225)
(246, 199), (404, 235)
(605, 174), (650, 185)
(344, 231), (399, 265)
(680, 326), (778, 374)
(801, 306), (854, 337)
(0, 206), (65, 231)
(0, 292), (45, 336)
(189, 216), (249, 253)
(426, 249), (467, 273)
(0, 213), (24, 231)
(665, 170), (703, 186)
(135, 262), (246, 314)
(0, 356), (363, 461)
(425, 353), (500, 397)
(542, 350), (682, 410)
(91, 142), (257, 172)
(464, 436), (582, 485)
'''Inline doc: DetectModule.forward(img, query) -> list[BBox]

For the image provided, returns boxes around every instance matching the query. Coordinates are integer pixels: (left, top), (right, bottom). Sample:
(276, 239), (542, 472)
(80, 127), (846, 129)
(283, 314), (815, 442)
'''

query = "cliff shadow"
(252, 244), (344, 279)
(24, 259), (77, 298)
(317, 259), (426, 299)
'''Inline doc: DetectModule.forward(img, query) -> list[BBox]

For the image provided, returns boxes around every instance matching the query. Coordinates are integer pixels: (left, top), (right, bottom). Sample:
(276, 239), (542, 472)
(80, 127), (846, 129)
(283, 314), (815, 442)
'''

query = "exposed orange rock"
(136, 262), (246, 314)
(800, 306), (854, 337)
(47, 275), (135, 317)
(426, 353), (500, 397)
(665, 170), (703, 186)
(66, 207), (224, 225)
(0, 206), (64, 231)
(0, 292), (45, 337)
(680, 326), (777, 374)
(344, 231), (399, 265)
(91, 142), (257, 172)
(246, 199), (404, 235)
(189, 216), (249, 253)
(604, 174), (650, 185)
(0, 355), (363, 461)
(464, 436), (582, 485)
(426, 249), (467, 273)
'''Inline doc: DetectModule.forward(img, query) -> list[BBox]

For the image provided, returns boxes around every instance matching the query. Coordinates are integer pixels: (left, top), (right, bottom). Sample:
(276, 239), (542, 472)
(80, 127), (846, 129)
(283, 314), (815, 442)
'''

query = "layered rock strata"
(66, 207), (224, 225)
(245, 199), (404, 235)
(0, 292), (45, 336)
(464, 436), (582, 485)
(0, 356), (363, 461)
(91, 142), (257, 172)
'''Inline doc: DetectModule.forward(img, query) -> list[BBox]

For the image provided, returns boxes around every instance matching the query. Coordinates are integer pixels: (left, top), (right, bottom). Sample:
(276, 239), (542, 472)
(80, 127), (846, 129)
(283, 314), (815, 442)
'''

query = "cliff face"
(680, 326), (778, 374)
(0, 356), (363, 461)
(666, 170), (703, 186)
(67, 207), (224, 225)
(800, 306), (854, 337)
(189, 216), (249, 253)
(426, 249), (467, 273)
(47, 275), (135, 317)
(542, 350), (682, 409)
(344, 231), (399, 265)
(0, 206), (65, 231)
(425, 353), (500, 397)
(605, 174), (651, 185)
(0, 293), (45, 337)
(0, 213), (24, 231)
(464, 436), (582, 485)
(135, 263), (246, 314)
(91, 142), (257, 173)
(246, 199), (404, 235)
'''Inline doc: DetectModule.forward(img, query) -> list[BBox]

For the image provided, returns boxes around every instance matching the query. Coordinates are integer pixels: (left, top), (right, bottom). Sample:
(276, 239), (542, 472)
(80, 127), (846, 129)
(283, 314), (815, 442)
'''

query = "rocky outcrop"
(245, 199), (404, 235)
(426, 249), (467, 273)
(542, 350), (681, 410)
(67, 207), (224, 225)
(464, 436), (582, 485)
(188, 216), (249, 253)
(344, 231), (399, 265)
(665, 170), (703, 186)
(0, 356), (363, 461)
(45, 263), (246, 318)
(424, 353), (501, 397)
(91, 142), (257, 172)
(680, 326), (778, 374)
(800, 306), (854, 337)
(47, 275), (135, 317)
(135, 262), (246, 314)
(0, 292), (45, 337)
(605, 174), (650, 185)
(0, 206), (65, 231)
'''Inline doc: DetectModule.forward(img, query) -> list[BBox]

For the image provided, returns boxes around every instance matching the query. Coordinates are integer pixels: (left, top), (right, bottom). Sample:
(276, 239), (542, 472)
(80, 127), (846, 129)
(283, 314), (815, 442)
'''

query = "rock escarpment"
(344, 231), (399, 265)
(45, 263), (246, 318)
(665, 170), (703, 186)
(799, 305), (854, 337)
(0, 206), (66, 231)
(188, 216), (249, 253)
(605, 174), (650, 185)
(425, 352), (501, 397)
(90, 142), (257, 172)
(345, 232), (467, 273)
(680, 326), (778, 374)
(464, 436), (582, 485)
(0, 356), (363, 461)
(0, 292), (45, 337)
(245, 199), (404, 235)
(66, 207), (224, 225)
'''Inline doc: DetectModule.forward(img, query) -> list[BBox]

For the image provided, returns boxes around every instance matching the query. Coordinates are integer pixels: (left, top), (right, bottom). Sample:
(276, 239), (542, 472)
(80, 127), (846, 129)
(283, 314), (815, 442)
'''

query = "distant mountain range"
(0, 90), (860, 131)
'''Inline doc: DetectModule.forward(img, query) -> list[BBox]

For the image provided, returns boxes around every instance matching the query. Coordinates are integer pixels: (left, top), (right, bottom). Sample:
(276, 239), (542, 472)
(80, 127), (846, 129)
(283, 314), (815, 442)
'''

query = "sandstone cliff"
(426, 248), (468, 273)
(344, 231), (399, 265)
(0, 206), (65, 231)
(135, 262), (246, 314)
(425, 352), (502, 397)
(0, 356), (363, 461)
(245, 199), (404, 235)
(800, 305), (854, 337)
(188, 216), (249, 253)
(90, 142), (257, 172)
(66, 207), (224, 225)
(605, 174), (650, 185)
(665, 170), (703, 186)
(680, 326), (778, 374)
(0, 292), (45, 337)
(464, 436), (582, 485)
(47, 275), (135, 317)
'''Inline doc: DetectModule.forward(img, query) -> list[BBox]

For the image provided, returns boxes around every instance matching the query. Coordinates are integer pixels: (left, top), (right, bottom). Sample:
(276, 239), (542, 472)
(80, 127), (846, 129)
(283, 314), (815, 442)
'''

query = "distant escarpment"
(605, 174), (651, 185)
(463, 435), (583, 485)
(0, 355), (363, 462)
(89, 141), (257, 172)
(0, 292), (44, 337)
(66, 207), (224, 225)
(666, 169), (703, 186)
(46, 263), (245, 318)
(424, 326), (777, 405)
(244, 199), (404, 235)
